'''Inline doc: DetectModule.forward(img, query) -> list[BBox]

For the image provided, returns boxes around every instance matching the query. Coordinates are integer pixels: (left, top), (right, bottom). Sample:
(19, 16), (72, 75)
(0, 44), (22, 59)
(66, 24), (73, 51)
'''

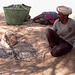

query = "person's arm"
(51, 19), (58, 32)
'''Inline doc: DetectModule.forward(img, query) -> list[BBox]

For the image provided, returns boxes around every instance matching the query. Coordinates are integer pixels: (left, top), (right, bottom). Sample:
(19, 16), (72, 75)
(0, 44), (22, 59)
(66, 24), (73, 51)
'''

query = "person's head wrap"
(56, 6), (72, 15)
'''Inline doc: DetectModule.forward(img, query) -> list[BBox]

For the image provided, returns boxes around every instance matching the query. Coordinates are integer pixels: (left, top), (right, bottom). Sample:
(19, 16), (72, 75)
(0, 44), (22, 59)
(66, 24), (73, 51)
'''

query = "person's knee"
(45, 28), (53, 35)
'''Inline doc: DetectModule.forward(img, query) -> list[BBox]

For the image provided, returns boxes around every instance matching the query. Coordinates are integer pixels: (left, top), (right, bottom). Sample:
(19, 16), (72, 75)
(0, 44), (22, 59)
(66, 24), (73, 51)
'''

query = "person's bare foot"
(46, 45), (52, 51)
(42, 46), (51, 59)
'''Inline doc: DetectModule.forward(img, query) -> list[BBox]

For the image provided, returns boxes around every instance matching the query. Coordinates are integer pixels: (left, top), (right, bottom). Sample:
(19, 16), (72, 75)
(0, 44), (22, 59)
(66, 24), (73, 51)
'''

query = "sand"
(0, 13), (75, 75)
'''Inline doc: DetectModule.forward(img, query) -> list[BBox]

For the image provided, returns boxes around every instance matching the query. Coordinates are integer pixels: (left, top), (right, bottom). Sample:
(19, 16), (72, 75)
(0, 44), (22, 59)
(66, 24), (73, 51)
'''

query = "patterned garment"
(42, 11), (58, 24)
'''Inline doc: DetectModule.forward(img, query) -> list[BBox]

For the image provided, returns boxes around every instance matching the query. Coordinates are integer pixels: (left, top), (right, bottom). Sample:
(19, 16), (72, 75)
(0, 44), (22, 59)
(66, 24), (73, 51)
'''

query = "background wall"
(0, 0), (75, 18)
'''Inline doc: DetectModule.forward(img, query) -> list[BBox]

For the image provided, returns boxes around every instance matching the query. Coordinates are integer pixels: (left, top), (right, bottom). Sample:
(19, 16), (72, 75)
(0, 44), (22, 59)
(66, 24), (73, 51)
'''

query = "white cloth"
(56, 6), (72, 15)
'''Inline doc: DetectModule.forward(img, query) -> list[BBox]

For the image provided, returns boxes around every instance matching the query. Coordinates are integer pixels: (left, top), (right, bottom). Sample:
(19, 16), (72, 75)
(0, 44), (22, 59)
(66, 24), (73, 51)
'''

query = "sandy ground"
(0, 13), (75, 75)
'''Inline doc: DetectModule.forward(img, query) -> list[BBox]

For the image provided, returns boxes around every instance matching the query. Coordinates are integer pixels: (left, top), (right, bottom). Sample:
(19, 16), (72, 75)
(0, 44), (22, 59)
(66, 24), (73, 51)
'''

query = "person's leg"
(45, 28), (73, 57)
(45, 28), (60, 48)
(39, 18), (46, 24)
(51, 39), (73, 57)
(39, 15), (50, 25)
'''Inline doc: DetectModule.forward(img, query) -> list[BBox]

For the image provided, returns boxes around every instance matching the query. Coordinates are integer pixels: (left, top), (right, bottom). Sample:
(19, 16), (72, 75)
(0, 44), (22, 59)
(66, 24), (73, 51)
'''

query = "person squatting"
(45, 6), (75, 57)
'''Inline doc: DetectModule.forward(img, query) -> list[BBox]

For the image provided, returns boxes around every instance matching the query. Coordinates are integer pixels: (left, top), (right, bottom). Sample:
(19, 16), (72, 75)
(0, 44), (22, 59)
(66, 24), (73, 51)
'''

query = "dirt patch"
(0, 13), (75, 75)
